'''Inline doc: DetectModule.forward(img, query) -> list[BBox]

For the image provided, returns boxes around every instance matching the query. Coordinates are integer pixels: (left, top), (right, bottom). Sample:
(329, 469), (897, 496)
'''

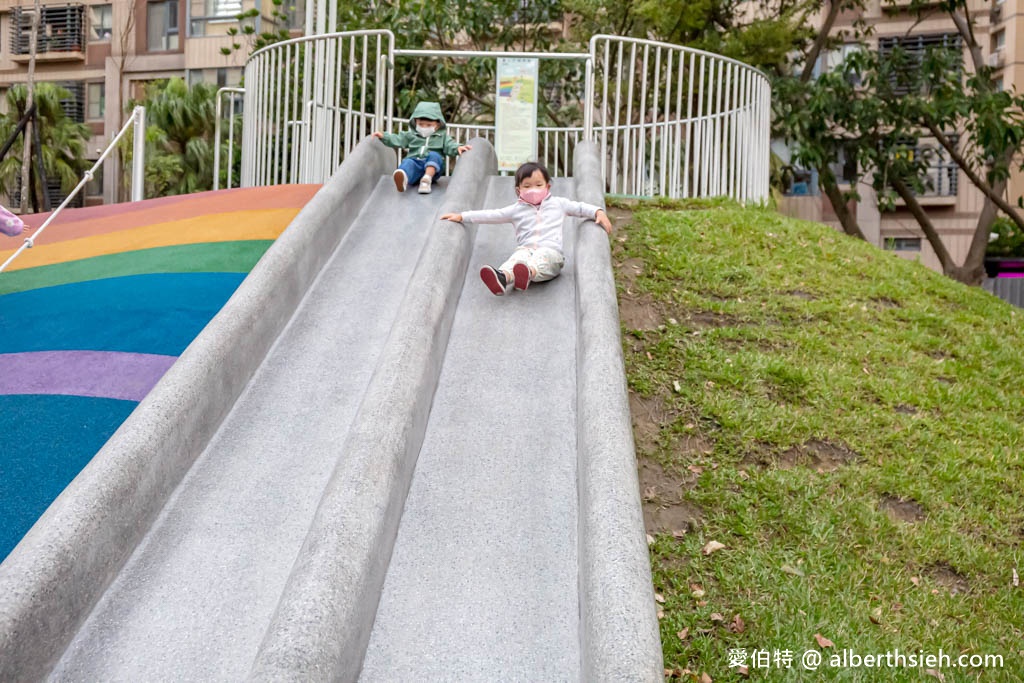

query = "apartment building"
(779, 0), (1016, 273)
(0, 0), (301, 206)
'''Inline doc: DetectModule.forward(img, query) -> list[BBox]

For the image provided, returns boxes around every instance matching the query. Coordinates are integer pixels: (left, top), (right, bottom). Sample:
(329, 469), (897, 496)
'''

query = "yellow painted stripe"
(0, 208), (300, 272)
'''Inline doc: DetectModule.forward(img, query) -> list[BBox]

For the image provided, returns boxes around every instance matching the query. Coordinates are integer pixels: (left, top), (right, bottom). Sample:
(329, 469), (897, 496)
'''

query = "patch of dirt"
(879, 495), (925, 523)
(618, 256), (646, 289)
(936, 376), (956, 384)
(745, 439), (861, 472)
(871, 296), (901, 308)
(629, 390), (675, 455)
(926, 563), (970, 595)
(619, 292), (663, 331)
(638, 458), (703, 535)
(786, 290), (817, 301)
(688, 310), (742, 329)
(894, 404), (918, 415)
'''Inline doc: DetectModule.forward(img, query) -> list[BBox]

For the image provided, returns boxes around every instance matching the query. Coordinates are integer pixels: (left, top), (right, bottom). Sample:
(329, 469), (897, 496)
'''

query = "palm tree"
(0, 83), (91, 207)
(124, 78), (221, 197)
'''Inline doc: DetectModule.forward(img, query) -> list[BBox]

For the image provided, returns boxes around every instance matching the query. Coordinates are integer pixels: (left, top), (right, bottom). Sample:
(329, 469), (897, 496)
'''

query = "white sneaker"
(393, 169), (407, 192)
(418, 177), (433, 194)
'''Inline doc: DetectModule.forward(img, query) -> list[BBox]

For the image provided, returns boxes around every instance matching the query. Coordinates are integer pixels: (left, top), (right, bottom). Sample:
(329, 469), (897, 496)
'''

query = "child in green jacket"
(372, 101), (472, 194)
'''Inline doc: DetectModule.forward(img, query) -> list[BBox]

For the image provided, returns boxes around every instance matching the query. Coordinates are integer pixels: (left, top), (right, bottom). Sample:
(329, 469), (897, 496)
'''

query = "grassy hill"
(607, 199), (1024, 682)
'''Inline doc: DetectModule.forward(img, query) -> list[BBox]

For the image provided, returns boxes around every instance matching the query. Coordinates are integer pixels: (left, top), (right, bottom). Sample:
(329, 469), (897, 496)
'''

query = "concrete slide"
(0, 139), (662, 681)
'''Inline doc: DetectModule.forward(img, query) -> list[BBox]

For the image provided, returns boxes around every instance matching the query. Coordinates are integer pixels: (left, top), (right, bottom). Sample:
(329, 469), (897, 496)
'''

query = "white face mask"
(417, 125), (436, 137)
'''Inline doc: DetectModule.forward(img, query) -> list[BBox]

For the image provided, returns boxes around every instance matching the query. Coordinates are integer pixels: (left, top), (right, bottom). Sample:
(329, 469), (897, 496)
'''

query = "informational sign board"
(495, 58), (539, 172)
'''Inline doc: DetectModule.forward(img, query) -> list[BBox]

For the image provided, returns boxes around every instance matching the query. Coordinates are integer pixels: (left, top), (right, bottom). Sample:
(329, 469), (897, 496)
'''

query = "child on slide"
(441, 161), (613, 295)
(372, 102), (472, 194)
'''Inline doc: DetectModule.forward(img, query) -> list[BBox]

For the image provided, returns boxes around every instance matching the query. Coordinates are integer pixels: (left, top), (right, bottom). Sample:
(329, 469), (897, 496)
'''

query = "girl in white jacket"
(441, 162), (613, 296)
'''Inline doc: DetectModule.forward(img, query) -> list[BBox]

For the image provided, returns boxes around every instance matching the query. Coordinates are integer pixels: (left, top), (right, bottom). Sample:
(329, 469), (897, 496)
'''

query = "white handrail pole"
(131, 106), (146, 202)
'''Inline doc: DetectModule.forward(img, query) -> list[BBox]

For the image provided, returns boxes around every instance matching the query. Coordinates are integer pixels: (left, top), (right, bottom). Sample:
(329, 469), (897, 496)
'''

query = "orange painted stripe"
(17, 185), (321, 245)
(0, 208), (300, 271)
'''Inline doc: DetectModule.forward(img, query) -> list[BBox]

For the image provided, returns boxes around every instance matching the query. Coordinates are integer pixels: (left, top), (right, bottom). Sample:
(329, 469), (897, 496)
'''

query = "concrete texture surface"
(249, 139), (498, 682)
(0, 139), (393, 681)
(0, 138), (662, 681)
(359, 175), (582, 682)
(574, 141), (664, 681)
(48, 174), (442, 681)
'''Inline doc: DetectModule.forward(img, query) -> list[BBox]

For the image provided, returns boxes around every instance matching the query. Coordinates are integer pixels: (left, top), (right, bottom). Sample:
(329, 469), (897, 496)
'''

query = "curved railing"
(225, 30), (771, 201)
(241, 30), (394, 186)
(588, 35), (771, 202)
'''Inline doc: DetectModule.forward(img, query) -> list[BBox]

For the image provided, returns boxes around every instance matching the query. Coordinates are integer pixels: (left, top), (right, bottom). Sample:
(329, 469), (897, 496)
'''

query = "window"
(91, 4), (112, 41)
(993, 30), (1006, 52)
(884, 237), (922, 252)
(87, 82), (105, 120)
(147, 0), (179, 51)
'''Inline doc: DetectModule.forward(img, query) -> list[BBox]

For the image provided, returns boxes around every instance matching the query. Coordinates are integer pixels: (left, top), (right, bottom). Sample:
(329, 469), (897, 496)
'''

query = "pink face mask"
(519, 187), (549, 206)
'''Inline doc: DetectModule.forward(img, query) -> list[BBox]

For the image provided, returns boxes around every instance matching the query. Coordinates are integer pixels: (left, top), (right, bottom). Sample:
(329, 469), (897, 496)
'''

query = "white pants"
(499, 247), (565, 283)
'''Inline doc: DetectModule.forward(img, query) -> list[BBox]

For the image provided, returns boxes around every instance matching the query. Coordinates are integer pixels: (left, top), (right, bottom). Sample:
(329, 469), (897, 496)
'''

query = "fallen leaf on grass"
(701, 540), (726, 555)
(737, 665), (749, 677)
(700, 673), (713, 683)
(710, 612), (725, 623)
(1014, 568), (1019, 587)
(869, 607), (883, 625)
(781, 564), (805, 577)
(676, 627), (689, 641)
(672, 529), (687, 539)
(924, 669), (946, 681)
(814, 633), (834, 648)
(657, 609), (665, 619)
(655, 593), (665, 604)
(910, 576), (920, 586)
(688, 465), (704, 475)
(730, 614), (745, 633)
(646, 533), (655, 546)
(691, 588), (706, 599)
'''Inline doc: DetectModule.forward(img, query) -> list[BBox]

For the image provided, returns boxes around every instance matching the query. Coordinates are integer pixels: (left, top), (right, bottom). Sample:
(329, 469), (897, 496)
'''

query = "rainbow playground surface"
(0, 185), (320, 561)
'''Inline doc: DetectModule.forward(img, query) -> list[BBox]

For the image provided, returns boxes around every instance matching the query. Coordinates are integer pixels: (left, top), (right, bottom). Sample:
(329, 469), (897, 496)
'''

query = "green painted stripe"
(0, 241), (274, 295)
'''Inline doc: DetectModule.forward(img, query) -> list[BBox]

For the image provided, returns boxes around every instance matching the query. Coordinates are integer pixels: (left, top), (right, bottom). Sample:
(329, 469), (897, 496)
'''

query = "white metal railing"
(1, 106), (146, 274)
(241, 30), (393, 186)
(589, 35), (770, 201)
(214, 87), (244, 190)
(215, 30), (771, 202)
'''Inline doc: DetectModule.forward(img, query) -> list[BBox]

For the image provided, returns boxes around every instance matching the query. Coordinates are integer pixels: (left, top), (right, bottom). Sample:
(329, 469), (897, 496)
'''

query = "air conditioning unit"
(988, 51), (1004, 67)
(991, 4), (1002, 22)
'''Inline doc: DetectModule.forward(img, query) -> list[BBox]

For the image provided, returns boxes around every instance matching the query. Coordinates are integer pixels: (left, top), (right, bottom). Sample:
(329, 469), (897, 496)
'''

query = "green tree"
(0, 83), (90, 207)
(123, 78), (231, 197)
(776, 0), (1024, 284)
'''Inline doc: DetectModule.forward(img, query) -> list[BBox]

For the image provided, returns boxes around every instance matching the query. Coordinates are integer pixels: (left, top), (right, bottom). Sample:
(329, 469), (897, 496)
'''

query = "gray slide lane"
(49, 178), (445, 682)
(360, 177), (582, 681)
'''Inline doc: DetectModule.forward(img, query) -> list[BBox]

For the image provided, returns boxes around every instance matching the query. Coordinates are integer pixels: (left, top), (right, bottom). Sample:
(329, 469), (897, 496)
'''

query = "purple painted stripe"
(0, 351), (177, 402)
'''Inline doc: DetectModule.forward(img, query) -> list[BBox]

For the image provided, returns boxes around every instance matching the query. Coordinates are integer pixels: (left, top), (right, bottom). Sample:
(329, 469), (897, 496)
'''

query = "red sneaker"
(480, 265), (508, 296)
(512, 262), (531, 291)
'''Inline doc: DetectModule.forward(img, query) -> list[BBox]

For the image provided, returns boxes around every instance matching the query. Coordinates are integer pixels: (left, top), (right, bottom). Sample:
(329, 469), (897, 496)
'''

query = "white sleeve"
(557, 197), (602, 220)
(460, 204), (517, 224)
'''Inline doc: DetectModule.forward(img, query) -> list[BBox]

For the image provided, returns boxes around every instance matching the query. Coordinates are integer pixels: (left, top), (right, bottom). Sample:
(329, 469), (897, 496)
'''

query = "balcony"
(9, 5), (86, 63)
(987, 50), (1005, 69)
(894, 157), (959, 207)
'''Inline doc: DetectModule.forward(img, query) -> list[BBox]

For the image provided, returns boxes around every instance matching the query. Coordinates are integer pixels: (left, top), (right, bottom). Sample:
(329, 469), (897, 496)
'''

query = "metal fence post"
(131, 106), (145, 202)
